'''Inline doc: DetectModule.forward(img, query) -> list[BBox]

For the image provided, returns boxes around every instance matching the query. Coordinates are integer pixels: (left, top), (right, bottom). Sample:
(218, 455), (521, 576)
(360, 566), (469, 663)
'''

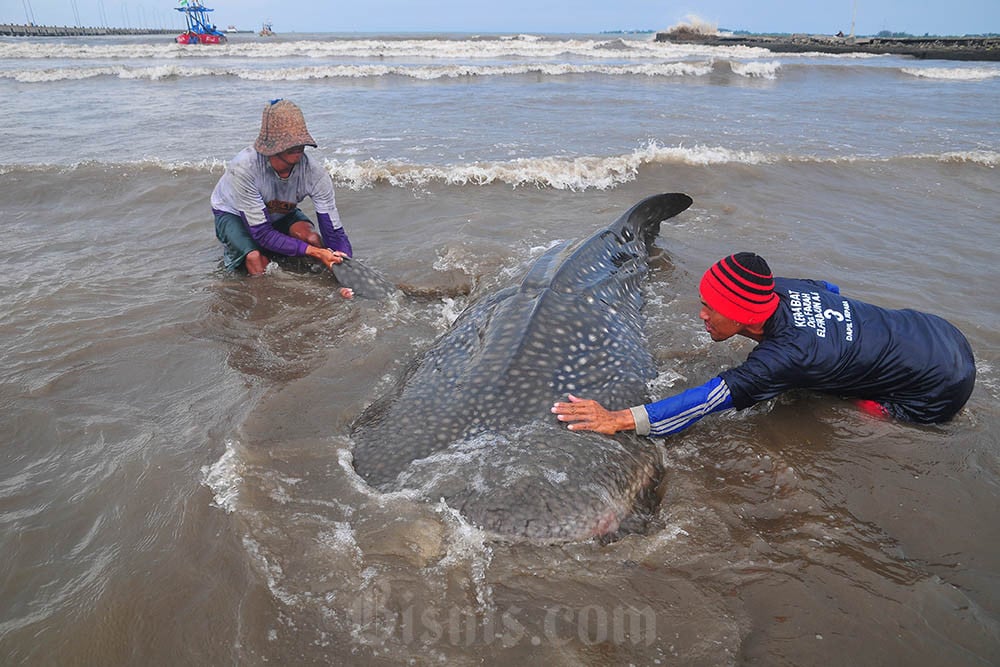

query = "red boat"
(174, 1), (227, 45)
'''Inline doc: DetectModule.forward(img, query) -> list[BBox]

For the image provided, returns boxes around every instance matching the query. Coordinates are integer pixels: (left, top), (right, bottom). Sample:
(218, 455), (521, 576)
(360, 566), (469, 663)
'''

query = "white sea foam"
(2, 61), (716, 83)
(934, 150), (1000, 166)
(729, 60), (782, 79)
(901, 66), (1000, 81)
(316, 522), (365, 567)
(0, 35), (770, 61)
(241, 536), (301, 607)
(4, 148), (993, 184)
(201, 440), (243, 513)
(2, 64), (203, 82)
(437, 297), (464, 328)
(322, 142), (771, 190)
(431, 500), (495, 611)
(974, 361), (998, 400)
(497, 33), (544, 42)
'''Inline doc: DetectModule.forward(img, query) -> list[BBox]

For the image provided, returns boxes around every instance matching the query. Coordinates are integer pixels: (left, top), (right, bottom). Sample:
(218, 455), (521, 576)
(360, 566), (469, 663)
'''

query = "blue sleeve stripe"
(648, 377), (733, 436)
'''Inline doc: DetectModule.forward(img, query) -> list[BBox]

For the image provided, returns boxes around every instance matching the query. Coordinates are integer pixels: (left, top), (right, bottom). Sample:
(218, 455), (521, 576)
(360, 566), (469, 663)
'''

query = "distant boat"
(258, 21), (275, 37)
(174, 0), (227, 45)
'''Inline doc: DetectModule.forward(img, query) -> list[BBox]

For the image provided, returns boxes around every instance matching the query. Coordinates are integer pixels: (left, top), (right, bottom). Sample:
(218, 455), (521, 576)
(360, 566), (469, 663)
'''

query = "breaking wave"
(901, 66), (1000, 81)
(3, 147), (995, 189)
(2, 61), (718, 83)
(323, 143), (773, 190)
(320, 148), (999, 190)
(0, 36), (772, 61)
(201, 440), (243, 513)
(728, 60), (781, 79)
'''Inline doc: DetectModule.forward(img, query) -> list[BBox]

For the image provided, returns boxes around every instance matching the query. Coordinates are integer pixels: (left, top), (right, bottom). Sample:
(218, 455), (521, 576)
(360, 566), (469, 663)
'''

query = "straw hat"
(254, 99), (317, 156)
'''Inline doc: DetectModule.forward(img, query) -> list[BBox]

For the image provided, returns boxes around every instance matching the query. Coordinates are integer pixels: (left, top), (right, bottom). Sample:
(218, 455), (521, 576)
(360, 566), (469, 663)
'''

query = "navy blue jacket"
(721, 278), (975, 423)
(632, 278), (976, 436)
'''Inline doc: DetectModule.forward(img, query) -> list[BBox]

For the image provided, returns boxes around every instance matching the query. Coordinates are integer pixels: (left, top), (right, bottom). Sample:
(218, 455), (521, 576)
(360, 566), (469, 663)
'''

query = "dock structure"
(655, 31), (1000, 61)
(0, 24), (175, 37)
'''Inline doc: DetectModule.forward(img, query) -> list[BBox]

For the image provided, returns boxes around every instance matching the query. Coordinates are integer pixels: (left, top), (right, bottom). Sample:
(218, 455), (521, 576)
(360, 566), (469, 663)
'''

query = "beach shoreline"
(656, 31), (1000, 61)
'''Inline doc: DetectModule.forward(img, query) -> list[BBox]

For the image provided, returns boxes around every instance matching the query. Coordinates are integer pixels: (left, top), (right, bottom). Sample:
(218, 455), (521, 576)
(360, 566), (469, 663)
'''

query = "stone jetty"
(655, 30), (1000, 62)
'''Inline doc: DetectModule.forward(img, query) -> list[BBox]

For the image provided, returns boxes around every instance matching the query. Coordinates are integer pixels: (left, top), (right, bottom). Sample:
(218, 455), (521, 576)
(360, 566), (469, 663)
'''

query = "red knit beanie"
(699, 253), (779, 325)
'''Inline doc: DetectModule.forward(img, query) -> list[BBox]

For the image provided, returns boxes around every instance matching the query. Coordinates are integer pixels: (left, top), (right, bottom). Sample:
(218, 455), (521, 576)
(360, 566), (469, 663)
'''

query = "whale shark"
(350, 193), (694, 542)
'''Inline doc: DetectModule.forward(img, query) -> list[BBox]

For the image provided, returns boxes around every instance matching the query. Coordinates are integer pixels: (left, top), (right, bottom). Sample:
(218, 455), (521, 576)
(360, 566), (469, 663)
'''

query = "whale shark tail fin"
(330, 256), (400, 300)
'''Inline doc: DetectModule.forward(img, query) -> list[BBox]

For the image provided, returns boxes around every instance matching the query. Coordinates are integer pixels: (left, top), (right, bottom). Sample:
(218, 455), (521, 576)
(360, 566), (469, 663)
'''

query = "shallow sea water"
(1, 31), (998, 665)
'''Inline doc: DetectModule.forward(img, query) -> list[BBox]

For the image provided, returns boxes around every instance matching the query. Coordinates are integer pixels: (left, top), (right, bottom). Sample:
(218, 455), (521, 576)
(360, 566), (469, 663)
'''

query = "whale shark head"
(387, 423), (661, 542)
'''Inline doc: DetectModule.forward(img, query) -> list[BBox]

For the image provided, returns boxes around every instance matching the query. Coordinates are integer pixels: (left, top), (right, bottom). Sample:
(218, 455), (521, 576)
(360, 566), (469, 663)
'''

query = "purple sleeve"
(317, 212), (353, 257)
(248, 217), (309, 257)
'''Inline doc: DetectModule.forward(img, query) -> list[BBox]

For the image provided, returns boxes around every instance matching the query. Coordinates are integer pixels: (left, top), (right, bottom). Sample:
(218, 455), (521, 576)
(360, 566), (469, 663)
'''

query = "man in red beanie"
(552, 252), (976, 436)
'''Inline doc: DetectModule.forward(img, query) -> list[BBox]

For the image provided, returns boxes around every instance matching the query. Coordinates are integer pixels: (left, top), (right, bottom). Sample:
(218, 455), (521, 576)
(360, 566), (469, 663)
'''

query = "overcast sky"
(5, 1), (998, 36)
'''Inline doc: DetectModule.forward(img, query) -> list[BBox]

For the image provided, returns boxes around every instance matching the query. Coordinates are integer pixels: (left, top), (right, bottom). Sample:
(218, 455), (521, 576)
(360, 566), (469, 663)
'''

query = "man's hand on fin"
(551, 394), (635, 435)
(306, 246), (347, 269)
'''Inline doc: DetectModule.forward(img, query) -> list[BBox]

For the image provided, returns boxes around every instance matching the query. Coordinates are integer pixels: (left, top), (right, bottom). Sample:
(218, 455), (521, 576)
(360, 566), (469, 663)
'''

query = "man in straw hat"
(212, 99), (355, 296)
(552, 252), (976, 436)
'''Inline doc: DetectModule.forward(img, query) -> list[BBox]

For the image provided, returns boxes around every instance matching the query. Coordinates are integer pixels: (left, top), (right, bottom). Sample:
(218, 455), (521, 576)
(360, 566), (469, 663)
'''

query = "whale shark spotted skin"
(350, 193), (694, 542)
(331, 256), (401, 299)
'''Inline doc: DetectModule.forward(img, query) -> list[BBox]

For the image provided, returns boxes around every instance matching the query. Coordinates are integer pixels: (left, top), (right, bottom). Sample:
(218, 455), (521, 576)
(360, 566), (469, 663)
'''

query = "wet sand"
(656, 32), (1000, 61)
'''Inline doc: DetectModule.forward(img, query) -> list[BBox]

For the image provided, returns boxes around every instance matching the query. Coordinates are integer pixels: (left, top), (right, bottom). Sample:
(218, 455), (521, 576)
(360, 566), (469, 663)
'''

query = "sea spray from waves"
(1, 62), (720, 83)
(202, 441), (243, 513)
(322, 143), (773, 190)
(901, 66), (1000, 80)
(4, 146), (995, 195)
(0, 35), (773, 61)
(319, 146), (999, 191)
(728, 60), (781, 79)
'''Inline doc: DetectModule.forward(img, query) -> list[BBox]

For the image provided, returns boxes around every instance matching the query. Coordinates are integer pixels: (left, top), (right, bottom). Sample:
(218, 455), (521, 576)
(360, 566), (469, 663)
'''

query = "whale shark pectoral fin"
(632, 193), (694, 223)
(622, 193), (695, 250)
(330, 256), (400, 300)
